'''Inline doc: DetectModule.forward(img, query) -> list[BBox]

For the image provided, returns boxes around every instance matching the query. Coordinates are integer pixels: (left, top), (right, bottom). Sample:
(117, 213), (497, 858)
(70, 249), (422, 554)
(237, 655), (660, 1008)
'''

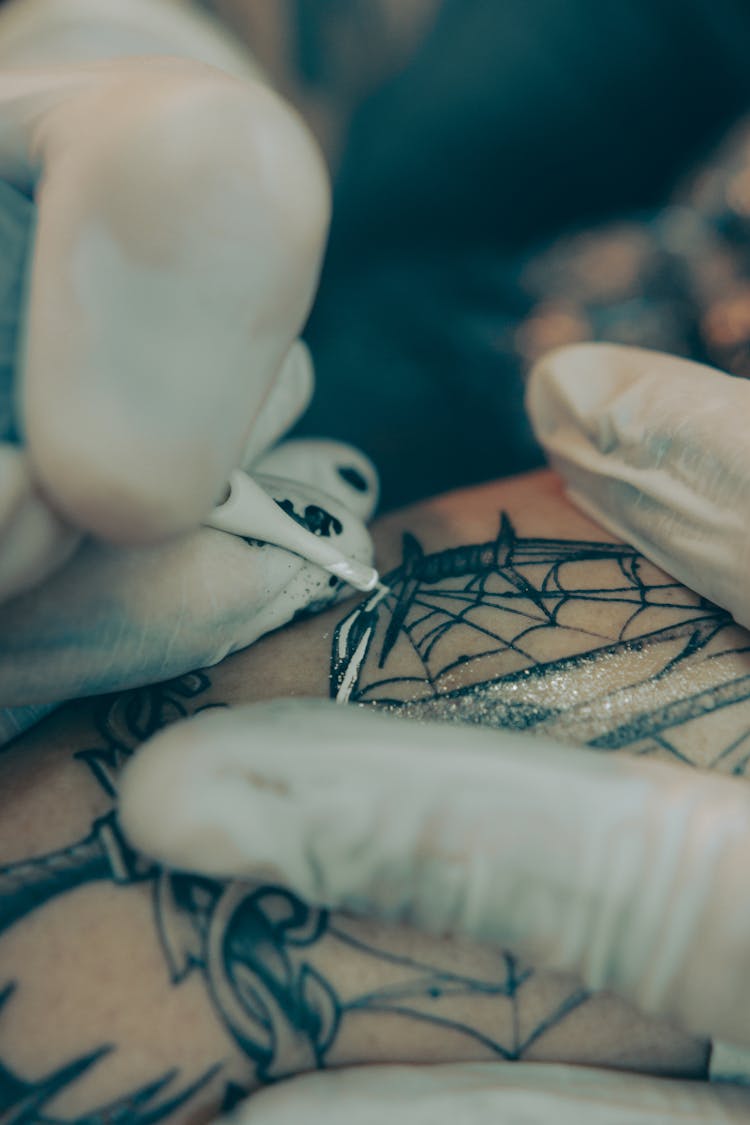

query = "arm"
(4, 468), (737, 1121)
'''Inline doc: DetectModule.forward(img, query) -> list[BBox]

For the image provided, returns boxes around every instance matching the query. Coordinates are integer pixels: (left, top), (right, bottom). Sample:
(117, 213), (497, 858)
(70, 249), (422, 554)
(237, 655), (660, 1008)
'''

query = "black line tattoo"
(331, 512), (750, 774)
(6, 512), (737, 1117)
(0, 662), (591, 1118)
(0, 984), (218, 1125)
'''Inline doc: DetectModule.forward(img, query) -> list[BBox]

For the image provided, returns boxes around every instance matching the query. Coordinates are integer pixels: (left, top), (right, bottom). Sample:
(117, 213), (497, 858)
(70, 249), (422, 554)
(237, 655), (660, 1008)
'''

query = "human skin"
(4, 468), (743, 1123)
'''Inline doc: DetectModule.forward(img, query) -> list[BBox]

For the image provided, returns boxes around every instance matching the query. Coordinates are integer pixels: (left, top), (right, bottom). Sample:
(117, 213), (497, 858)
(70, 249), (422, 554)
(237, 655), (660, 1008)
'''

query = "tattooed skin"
(332, 512), (750, 774)
(0, 671), (591, 1119)
(3, 513), (737, 1119)
(0, 978), (219, 1125)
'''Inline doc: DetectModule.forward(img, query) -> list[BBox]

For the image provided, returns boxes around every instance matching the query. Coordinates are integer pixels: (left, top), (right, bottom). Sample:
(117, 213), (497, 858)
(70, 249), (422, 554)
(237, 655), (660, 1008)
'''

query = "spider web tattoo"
(331, 512), (750, 774)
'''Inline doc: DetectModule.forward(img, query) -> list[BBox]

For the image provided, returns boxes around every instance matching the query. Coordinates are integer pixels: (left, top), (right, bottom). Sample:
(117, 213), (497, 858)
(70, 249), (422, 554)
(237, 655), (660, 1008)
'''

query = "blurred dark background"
(261, 0), (750, 508)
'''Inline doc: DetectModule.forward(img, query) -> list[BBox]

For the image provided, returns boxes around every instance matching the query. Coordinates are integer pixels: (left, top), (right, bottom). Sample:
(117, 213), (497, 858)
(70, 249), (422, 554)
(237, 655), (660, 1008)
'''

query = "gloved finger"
(7, 60), (330, 543)
(254, 438), (379, 521)
(241, 340), (314, 469)
(0, 441), (80, 600)
(0, 478), (372, 705)
(526, 343), (750, 629)
(240, 1061), (750, 1125)
(0, 147), (315, 597)
(120, 699), (750, 1050)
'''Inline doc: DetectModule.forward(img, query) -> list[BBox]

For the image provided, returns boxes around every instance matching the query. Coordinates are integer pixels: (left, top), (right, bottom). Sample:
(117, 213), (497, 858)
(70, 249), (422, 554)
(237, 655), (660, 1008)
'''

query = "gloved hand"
(525, 343), (750, 631)
(0, 47), (330, 596)
(0, 345), (378, 712)
(114, 343), (750, 1118)
(120, 698), (750, 1054)
(239, 1060), (750, 1124)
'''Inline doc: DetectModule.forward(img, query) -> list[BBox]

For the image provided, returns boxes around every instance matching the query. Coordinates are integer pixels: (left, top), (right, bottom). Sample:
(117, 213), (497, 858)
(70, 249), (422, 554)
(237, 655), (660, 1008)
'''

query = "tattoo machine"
(205, 469), (382, 593)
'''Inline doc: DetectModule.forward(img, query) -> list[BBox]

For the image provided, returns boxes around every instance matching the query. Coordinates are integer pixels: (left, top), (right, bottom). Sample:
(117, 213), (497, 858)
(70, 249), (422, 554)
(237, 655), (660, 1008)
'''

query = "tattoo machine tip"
(206, 470), (382, 594)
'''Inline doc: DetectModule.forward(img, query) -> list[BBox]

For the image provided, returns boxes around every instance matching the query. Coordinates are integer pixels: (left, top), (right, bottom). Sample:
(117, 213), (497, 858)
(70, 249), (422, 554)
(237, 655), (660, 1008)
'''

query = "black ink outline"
(331, 513), (750, 771)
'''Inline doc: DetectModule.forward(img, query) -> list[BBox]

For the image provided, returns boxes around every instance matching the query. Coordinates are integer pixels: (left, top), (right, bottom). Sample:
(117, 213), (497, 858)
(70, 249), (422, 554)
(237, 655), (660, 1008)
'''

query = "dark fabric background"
(301, 0), (750, 508)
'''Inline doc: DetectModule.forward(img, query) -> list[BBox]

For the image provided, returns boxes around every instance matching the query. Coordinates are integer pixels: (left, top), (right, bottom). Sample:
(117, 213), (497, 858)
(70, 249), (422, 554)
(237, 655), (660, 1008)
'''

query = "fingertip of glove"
(119, 704), (305, 880)
(119, 709), (237, 862)
(255, 439), (380, 521)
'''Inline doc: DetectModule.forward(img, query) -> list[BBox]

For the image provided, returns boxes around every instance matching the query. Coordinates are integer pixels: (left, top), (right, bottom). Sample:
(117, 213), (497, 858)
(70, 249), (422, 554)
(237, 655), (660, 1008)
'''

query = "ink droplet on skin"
(338, 465), (368, 492)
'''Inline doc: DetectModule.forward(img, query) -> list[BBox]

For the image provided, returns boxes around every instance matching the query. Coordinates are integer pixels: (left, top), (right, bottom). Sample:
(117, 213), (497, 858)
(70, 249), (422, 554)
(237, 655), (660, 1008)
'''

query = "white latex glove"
(0, 44), (330, 593)
(525, 343), (750, 631)
(0, 349), (378, 714)
(120, 700), (750, 1054)
(239, 1061), (750, 1124)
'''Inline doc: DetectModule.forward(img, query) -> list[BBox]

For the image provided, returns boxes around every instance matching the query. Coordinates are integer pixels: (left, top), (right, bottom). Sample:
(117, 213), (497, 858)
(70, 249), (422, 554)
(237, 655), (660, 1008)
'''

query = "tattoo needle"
(205, 469), (383, 594)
